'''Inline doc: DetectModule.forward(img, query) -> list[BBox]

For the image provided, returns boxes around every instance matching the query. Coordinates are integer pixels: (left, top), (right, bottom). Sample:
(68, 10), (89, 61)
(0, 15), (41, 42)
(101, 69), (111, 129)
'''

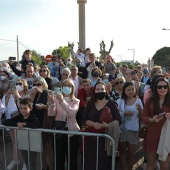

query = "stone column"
(77, 0), (87, 50)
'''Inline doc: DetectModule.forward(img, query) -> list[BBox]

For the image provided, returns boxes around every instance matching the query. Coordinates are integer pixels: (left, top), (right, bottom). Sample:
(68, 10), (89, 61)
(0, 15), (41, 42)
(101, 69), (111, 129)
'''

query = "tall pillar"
(77, 0), (87, 50)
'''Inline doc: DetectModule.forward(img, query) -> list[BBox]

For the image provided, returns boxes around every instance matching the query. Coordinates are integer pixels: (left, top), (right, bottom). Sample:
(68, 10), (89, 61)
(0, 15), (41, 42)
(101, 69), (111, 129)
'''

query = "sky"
(0, 0), (170, 63)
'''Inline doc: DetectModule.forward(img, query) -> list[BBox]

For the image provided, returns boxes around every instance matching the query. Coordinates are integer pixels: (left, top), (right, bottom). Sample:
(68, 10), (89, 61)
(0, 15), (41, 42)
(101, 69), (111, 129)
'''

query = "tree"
(21, 50), (43, 65)
(52, 46), (70, 62)
(152, 47), (170, 67)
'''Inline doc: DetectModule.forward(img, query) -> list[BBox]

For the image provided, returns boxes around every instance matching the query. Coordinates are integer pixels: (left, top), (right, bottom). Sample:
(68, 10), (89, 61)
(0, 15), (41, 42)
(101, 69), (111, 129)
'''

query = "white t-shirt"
(75, 53), (85, 67)
(26, 77), (34, 94)
(117, 98), (143, 131)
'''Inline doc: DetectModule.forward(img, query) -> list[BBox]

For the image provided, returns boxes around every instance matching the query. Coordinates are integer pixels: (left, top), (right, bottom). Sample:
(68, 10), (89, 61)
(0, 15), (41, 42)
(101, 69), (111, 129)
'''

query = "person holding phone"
(48, 78), (80, 170)
(141, 77), (170, 169)
(117, 82), (143, 170)
(30, 76), (54, 170)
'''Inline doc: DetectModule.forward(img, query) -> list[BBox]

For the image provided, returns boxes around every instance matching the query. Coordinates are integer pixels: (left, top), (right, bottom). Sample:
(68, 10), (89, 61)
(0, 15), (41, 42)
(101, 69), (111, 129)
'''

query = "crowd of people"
(0, 48), (170, 170)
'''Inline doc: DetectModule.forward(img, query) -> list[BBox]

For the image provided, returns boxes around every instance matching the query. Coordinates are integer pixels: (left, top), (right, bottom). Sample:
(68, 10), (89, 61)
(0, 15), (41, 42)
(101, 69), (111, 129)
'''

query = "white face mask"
(16, 85), (23, 92)
(16, 66), (21, 71)
(67, 61), (71, 65)
(1, 76), (6, 81)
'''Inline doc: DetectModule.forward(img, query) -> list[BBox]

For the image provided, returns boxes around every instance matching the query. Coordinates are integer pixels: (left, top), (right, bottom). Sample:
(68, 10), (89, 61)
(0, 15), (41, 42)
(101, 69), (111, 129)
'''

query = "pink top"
(48, 98), (80, 132)
(143, 88), (152, 104)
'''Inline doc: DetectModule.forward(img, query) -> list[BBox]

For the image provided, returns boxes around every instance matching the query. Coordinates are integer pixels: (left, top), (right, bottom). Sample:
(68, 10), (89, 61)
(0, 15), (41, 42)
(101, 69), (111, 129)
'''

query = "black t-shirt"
(3, 114), (40, 128)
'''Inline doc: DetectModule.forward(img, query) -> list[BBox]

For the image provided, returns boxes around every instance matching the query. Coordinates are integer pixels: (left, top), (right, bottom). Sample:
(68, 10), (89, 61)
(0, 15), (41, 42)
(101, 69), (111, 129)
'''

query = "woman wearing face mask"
(48, 78), (80, 170)
(90, 67), (102, 87)
(102, 73), (112, 94)
(82, 81), (122, 170)
(2, 78), (29, 170)
(0, 71), (11, 97)
(66, 58), (74, 70)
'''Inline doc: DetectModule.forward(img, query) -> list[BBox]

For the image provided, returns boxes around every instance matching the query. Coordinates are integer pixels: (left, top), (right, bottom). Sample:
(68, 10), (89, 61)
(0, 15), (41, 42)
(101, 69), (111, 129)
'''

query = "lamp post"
(162, 28), (170, 31)
(77, 0), (87, 50)
(128, 49), (135, 63)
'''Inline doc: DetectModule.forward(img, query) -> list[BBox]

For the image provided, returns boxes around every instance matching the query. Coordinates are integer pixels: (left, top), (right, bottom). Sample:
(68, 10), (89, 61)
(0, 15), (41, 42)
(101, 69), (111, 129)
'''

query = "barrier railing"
(0, 125), (116, 170)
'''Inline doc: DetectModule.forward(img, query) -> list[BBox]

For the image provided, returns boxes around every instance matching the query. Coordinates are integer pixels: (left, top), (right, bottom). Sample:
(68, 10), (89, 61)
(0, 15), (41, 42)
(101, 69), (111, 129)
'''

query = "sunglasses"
(40, 69), (47, 72)
(16, 82), (23, 86)
(157, 85), (168, 89)
(115, 81), (123, 85)
(33, 83), (42, 87)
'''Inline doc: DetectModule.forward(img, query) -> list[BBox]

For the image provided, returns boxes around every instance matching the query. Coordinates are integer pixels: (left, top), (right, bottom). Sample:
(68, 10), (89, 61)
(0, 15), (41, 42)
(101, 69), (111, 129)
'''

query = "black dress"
(82, 100), (121, 170)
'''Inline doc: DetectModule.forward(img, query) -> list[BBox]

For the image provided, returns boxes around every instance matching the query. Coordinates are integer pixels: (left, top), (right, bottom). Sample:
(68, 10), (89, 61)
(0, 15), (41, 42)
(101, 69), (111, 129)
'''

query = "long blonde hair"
(17, 78), (28, 94)
(62, 78), (75, 100)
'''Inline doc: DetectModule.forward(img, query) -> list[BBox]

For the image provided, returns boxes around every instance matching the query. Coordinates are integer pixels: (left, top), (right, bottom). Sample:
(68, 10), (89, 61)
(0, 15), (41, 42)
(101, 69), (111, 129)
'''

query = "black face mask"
(95, 92), (106, 100)
(93, 72), (99, 77)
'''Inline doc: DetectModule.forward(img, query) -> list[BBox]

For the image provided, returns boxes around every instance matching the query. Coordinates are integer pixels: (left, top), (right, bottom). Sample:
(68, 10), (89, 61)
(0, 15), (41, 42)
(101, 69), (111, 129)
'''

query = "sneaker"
(22, 163), (27, 170)
(7, 160), (20, 170)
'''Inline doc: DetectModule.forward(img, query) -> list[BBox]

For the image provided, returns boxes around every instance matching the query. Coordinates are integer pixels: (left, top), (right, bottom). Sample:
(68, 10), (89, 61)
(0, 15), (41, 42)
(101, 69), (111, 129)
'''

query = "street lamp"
(162, 28), (170, 31)
(128, 49), (135, 63)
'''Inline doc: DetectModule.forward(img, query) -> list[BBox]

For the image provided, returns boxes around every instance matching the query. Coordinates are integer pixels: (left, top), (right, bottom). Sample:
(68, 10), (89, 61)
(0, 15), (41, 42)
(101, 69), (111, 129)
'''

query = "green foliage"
(152, 47), (170, 67)
(52, 46), (70, 62)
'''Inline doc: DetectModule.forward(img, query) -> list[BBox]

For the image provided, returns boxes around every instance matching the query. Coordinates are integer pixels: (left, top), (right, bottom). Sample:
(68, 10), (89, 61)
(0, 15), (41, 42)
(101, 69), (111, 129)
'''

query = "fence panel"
(0, 125), (116, 170)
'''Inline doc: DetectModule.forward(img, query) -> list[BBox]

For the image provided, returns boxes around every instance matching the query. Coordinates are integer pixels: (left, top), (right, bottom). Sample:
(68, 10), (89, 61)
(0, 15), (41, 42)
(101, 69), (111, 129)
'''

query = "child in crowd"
(3, 98), (40, 170)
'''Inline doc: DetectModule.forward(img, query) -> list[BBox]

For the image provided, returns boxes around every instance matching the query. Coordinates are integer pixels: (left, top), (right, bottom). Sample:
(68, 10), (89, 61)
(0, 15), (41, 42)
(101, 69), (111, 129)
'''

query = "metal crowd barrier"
(0, 125), (116, 170)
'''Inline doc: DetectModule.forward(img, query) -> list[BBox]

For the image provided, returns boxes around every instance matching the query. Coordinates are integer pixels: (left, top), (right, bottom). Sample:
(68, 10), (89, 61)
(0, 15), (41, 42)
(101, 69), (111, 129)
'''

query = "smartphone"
(10, 80), (16, 91)
(9, 57), (16, 60)
(54, 87), (62, 95)
(158, 112), (166, 117)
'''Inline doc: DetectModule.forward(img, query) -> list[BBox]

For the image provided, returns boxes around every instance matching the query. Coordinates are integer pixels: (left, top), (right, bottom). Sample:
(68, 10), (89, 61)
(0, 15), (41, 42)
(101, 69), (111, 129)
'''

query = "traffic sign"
(45, 55), (52, 63)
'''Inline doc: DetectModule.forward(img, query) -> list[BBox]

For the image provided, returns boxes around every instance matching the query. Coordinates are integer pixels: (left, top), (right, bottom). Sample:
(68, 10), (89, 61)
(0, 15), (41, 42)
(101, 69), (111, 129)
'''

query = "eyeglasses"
(115, 81), (123, 85)
(16, 82), (23, 86)
(157, 85), (168, 89)
(40, 69), (47, 72)
(33, 83), (42, 87)
(71, 69), (77, 71)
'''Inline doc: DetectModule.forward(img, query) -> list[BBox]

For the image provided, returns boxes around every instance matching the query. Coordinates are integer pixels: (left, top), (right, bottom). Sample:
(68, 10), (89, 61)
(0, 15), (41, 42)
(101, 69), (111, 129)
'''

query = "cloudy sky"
(0, 0), (170, 63)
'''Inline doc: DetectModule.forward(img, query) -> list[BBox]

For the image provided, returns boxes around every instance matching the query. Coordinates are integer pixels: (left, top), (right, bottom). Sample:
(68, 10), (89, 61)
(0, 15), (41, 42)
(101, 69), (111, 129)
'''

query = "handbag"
(53, 120), (66, 130)
(99, 106), (114, 123)
(138, 124), (150, 139)
(53, 120), (67, 138)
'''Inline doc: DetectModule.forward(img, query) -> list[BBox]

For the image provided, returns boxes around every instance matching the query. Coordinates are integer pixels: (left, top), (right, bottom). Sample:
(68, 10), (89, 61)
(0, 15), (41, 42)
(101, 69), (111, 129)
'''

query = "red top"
(141, 98), (170, 153)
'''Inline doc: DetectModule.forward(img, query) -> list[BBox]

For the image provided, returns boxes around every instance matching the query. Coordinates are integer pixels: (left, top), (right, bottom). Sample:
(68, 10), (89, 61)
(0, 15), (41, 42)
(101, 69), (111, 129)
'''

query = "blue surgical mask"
(76, 63), (81, 67)
(62, 86), (72, 95)
(143, 69), (148, 74)
(103, 79), (109, 84)
(55, 62), (59, 67)
(67, 61), (71, 65)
